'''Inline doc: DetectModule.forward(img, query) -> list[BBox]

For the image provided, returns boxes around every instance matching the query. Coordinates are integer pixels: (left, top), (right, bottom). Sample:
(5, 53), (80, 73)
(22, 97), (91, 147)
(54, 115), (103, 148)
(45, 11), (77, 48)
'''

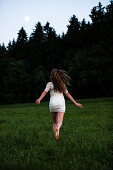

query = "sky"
(0, 0), (110, 46)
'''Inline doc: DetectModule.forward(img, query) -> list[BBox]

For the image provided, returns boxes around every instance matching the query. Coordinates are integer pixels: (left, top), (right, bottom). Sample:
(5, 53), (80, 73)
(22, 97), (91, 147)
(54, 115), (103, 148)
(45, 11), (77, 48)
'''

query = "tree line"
(0, 1), (113, 104)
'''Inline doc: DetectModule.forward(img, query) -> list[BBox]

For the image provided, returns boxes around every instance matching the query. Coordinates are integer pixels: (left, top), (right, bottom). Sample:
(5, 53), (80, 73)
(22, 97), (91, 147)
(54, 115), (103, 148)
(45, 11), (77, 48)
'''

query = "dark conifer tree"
(66, 15), (80, 49)
(28, 22), (44, 70)
(89, 2), (105, 44)
(43, 22), (58, 71)
(16, 27), (28, 60)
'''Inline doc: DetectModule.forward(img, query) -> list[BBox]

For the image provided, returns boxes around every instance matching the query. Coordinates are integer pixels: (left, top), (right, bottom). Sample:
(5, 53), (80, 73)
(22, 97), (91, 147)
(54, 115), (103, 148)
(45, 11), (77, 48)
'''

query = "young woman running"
(36, 69), (83, 139)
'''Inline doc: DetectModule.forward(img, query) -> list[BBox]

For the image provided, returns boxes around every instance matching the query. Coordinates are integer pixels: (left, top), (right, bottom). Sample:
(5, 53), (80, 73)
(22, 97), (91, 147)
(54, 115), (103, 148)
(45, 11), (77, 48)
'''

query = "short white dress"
(44, 82), (68, 112)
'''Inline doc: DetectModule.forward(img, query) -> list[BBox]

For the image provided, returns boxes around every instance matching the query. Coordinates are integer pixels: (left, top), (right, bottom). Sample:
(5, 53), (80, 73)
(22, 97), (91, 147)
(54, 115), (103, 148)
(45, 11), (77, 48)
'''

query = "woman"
(36, 69), (83, 139)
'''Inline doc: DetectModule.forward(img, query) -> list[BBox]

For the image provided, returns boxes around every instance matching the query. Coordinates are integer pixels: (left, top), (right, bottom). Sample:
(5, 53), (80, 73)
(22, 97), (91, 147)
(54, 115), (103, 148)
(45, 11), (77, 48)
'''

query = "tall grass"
(0, 98), (113, 170)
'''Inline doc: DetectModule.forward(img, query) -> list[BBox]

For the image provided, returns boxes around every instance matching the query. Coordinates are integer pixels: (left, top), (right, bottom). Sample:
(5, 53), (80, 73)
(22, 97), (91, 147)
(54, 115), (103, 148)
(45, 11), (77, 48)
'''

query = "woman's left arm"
(65, 92), (83, 108)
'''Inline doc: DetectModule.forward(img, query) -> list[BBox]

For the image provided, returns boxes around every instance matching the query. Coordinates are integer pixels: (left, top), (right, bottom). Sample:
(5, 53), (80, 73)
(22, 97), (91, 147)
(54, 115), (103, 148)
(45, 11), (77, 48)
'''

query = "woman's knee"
(58, 112), (64, 122)
(53, 120), (57, 124)
(51, 112), (57, 122)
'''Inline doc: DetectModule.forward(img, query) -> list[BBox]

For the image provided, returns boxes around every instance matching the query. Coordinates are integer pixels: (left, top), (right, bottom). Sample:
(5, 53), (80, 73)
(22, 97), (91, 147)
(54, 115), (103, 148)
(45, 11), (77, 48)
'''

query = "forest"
(0, 1), (113, 104)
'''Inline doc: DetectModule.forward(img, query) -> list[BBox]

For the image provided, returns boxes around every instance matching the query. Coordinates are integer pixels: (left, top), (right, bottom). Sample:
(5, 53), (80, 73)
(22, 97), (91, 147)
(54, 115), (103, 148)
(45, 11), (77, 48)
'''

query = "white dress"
(44, 82), (68, 112)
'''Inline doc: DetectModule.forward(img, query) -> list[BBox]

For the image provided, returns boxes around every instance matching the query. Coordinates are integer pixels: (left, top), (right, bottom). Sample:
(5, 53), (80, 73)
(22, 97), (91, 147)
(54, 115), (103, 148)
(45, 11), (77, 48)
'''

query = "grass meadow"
(0, 97), (113, 170)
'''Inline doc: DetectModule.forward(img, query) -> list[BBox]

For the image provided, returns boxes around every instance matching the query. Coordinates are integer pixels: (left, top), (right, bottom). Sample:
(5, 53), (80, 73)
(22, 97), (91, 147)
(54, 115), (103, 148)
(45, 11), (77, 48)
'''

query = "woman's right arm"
(65, 92), (83, 108)
(36, 91), (47, 104)
(36, 82), (51, 104)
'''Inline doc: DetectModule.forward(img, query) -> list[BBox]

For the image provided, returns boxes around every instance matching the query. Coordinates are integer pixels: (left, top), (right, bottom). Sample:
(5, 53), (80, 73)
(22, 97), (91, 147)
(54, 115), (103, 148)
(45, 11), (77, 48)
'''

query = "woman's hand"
(76, 103), (83, 108)
(36, 99), (40, 104)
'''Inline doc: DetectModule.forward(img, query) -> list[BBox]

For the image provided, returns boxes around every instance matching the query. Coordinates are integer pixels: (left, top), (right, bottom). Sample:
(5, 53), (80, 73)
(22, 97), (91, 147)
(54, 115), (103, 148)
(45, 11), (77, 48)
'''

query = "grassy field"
(0, 97), (113, 170)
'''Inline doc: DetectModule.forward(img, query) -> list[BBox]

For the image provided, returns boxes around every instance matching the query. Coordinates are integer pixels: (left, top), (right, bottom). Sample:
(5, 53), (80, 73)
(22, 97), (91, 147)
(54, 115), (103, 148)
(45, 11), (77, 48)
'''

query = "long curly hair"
(50, 69), (70, 92)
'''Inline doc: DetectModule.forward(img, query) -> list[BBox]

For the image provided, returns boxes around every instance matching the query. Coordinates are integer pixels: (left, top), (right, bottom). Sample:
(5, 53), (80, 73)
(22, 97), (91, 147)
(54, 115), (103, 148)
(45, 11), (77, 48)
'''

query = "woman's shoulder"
(47, 81), (53, 85)
(46, 82), (54, 88)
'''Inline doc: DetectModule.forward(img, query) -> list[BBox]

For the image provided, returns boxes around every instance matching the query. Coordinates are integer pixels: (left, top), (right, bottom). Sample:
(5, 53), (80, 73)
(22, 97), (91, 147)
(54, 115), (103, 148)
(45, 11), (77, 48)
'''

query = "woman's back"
(45, 82), (64, 98)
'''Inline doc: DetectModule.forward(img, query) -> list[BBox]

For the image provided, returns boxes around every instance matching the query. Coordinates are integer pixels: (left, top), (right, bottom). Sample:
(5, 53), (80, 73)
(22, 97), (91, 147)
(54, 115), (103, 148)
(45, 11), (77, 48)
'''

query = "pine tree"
(16, 27), (28, 59)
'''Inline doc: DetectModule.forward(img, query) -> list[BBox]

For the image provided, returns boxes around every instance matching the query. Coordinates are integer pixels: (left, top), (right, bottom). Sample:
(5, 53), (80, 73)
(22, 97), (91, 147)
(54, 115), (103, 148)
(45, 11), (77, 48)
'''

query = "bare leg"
(57, 112), (65, 130)
(51, 112), (58, 136)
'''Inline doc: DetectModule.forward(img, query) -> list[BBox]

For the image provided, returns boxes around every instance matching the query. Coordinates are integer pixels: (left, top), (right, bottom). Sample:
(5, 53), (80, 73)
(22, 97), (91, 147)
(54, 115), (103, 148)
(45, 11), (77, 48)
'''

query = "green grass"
(0, 98), (113, 170)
